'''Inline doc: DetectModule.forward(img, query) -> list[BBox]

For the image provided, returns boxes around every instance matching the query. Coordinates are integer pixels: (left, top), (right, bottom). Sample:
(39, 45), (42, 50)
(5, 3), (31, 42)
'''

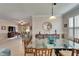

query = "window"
(69, 17), (73, 28)
(75, 15), (79, 38)
(69, 15), (79, 39)
(69, 17), (74, 39)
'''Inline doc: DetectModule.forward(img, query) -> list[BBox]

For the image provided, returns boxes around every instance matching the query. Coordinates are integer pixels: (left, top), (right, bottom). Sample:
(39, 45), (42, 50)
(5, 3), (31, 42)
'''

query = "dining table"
(34, 37), (79, 56)
(46, 38), (79, 56)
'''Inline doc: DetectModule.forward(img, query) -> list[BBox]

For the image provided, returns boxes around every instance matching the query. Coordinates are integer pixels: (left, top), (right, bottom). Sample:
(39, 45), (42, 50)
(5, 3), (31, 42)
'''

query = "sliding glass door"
(69, 15), (79, 48)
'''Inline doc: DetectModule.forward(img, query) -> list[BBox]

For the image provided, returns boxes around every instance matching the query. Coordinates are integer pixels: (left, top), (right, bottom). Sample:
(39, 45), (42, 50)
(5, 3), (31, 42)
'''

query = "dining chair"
(22, 39), (35, 56)
(24, 48), (36, 56)
(35, 48), (52, 56)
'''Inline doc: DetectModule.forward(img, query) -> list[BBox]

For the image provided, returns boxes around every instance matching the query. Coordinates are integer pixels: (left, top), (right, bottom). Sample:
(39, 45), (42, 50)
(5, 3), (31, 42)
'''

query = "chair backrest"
(35, 48), (52, 56)
(25, 48), (35, 53)
(25, 48), (36, 56)
(22, 39), (33, 56)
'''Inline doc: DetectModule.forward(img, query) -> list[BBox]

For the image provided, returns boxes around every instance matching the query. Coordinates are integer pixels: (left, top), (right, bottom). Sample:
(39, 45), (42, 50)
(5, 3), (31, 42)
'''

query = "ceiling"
(0, 3), (78, 21)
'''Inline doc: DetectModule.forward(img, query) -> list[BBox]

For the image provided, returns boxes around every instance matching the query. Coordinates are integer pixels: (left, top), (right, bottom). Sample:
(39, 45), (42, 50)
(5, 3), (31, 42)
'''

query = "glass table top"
(35, 38), (79, 49)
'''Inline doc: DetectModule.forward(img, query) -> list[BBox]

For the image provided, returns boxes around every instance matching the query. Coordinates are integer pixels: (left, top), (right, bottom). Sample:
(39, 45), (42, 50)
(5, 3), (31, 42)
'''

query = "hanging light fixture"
(49, 3), (56, 20)
(18, 20), (26, 25)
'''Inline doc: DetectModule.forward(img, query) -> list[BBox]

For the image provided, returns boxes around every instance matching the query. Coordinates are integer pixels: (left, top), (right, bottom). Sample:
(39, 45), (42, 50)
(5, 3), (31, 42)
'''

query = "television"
(8, 26), (16, 32)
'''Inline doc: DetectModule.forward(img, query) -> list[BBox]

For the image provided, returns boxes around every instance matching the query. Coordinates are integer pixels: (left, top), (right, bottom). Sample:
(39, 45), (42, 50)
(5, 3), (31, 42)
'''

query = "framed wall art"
(64, 24), (67, 28)
(1, 26), (6, 30)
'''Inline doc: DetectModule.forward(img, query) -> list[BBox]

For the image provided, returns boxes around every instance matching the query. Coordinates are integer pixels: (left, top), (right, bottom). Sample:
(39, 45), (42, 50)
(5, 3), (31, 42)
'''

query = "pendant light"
(18, 20), (26, 25)
(49, 3), (56, 20)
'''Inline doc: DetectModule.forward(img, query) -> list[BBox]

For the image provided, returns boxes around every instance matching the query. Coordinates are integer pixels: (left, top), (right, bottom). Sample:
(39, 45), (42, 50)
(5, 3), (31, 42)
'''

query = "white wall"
(0, 19), (17, 41)
(32, 15), (63, 47)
